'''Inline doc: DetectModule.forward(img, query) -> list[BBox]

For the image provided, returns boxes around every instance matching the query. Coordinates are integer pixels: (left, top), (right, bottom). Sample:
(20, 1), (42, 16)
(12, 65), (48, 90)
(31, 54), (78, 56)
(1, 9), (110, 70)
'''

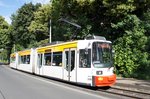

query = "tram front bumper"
(92, 74), (116, 87)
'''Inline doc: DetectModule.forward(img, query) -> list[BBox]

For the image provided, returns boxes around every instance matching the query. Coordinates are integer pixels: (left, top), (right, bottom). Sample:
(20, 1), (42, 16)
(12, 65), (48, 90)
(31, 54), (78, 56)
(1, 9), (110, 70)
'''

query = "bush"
(112, 15), (150, 79)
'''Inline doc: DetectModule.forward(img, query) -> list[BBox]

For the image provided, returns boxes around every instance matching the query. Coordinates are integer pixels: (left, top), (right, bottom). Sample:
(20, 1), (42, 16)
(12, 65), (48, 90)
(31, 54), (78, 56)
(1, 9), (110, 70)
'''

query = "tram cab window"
(52, 52), (62, 66)
(44, 53), (51, 66)
(79, 49), (91, 68)
(92, 42), (112, 68)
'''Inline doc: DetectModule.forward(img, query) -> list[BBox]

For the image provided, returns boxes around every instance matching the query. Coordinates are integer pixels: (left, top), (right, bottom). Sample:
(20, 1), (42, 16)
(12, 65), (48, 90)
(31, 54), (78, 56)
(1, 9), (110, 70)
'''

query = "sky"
(0, 0), (50, 24)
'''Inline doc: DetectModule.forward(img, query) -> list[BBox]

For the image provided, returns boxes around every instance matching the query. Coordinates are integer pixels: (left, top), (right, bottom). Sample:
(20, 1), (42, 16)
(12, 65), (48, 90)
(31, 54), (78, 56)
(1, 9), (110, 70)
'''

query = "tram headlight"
(96, 71), (103, 75)
(98, 77), (103, 81)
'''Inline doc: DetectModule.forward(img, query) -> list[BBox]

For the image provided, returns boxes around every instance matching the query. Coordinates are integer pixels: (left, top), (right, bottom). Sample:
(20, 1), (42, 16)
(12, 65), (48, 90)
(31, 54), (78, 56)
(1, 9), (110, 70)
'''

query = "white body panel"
(31, 48), (35, 73)
(77, 68), (92, 85)
(43, 66), (63, 79)
(10, 62), (17, 69)
(17, 64), (32, 73)
(34, 50), (40, 74)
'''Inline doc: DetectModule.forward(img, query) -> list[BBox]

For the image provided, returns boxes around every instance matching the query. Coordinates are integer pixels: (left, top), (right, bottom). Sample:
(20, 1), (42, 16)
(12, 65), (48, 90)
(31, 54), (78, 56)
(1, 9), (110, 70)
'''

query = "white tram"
(10, 36), (116, 87)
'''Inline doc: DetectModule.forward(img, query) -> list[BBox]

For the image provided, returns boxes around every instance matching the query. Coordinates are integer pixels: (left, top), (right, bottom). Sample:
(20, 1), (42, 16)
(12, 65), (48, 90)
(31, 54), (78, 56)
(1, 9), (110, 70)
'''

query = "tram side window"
(52, 52), (62, 66)
(79, 49), (91, 68)
(26, 55), (30, 64)
(20, 55), (30, 64)
(44, 53), (51, 66)
(20, 56), (24, 64)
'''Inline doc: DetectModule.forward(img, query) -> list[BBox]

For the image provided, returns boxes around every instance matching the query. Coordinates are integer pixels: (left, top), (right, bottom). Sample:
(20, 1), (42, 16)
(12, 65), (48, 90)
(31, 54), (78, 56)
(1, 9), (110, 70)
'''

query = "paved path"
(115, 77), (150, 90)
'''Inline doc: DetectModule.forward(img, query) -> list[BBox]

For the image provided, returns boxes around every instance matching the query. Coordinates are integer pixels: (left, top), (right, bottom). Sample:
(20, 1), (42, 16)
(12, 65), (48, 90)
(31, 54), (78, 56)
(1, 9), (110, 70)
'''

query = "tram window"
(52, 52), (62, 66)
(44, 53), (51, 66)
(65, 51), (69, 70)
(20, 55), (30, 64)
(10, 57), (15, 63)
(71, 51), (75, 71)
(79, 49), (91, 68)
(20, 56), (25, 64)
(26, 55), (30, 64)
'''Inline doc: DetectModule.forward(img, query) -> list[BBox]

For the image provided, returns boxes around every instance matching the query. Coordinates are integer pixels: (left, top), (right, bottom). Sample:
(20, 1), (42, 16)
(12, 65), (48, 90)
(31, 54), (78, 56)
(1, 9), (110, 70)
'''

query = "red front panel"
(93, 74), (116, 87)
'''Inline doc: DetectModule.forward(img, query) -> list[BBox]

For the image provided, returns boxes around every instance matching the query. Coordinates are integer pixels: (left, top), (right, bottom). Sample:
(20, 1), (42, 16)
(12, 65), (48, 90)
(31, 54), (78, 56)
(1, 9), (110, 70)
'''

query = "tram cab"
(77, 35), (116, 86)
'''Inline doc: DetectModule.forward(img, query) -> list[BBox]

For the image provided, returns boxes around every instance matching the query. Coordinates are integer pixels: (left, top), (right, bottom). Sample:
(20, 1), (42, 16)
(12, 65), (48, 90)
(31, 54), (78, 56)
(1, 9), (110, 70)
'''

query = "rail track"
(97, 86), (150, 99)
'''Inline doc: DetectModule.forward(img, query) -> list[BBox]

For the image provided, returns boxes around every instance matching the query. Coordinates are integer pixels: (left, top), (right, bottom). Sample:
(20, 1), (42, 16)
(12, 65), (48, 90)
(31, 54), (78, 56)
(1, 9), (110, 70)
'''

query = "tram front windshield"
(92, 42), (112, 68)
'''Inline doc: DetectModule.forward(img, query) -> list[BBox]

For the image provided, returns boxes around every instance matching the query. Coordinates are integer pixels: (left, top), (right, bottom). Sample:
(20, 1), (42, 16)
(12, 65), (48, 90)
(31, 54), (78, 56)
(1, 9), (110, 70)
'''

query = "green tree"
(51, 0), (94, 40)
(28, 4), (51, 42)
(138, 9), (150, 79)
(113, 15), (149, 78)
(0, 16), (9, 47)
(50, 0), (145, 40)
(11, 3), (41, 48)
(0, 16), (12, 63)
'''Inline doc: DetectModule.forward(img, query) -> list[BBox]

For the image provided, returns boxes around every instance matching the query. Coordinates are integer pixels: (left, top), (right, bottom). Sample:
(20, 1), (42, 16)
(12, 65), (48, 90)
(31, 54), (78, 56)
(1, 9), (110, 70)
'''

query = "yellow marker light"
(98, 77), (103, 81)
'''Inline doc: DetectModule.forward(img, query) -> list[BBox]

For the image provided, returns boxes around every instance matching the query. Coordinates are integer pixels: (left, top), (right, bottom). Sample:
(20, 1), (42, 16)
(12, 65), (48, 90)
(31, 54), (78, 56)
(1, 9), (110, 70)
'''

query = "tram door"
(63, 48), (76, 82)
(37, 54), (43, 75)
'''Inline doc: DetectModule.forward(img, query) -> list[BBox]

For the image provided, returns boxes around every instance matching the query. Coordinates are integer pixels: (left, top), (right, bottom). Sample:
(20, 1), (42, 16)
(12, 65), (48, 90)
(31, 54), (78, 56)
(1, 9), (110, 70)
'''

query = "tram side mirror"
(112, 50), (115, 57)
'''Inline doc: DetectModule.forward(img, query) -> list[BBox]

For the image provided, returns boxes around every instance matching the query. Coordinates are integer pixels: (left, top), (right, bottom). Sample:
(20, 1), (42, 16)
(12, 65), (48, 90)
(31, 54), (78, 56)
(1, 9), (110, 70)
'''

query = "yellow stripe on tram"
(18, 50), (31, 56)
(10, 53), (16, 57)
(37, 41), (77, 53)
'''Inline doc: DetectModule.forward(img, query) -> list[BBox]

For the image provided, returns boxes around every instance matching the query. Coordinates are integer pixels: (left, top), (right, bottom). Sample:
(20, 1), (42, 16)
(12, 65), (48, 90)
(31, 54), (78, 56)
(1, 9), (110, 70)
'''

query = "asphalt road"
(0, 65), (115, 99)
